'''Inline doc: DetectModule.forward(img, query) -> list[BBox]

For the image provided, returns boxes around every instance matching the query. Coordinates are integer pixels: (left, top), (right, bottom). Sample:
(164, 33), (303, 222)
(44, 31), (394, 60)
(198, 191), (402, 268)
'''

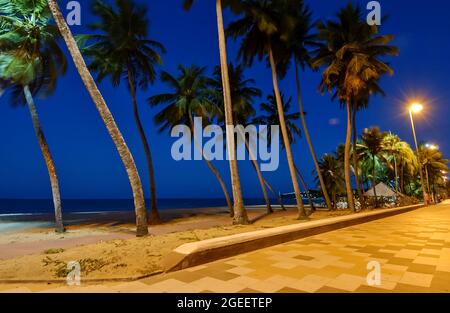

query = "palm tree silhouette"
(78, 0), (166, 224)
(47, 0), (149, 236)
(312, 3), (398, 211)
(149, 65), (234, 215)
(183, 0), (249, 224)
(227, 0), (308, 219)
(0, 0), (67, 232)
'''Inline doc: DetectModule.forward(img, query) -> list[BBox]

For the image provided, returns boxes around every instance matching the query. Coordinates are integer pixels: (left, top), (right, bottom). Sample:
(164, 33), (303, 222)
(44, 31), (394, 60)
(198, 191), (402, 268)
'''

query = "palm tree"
(227, 0), (308, 219)
(210, 64), (274, 213)
(357, 127), (387, 207)
(256, 92), (316, 211)
(317, 153), (345, 209)
(0, 0), (66, 233)
(382, 133), (409, 192)
(311, 3), (398, 211)
(183, 0), (249, 224)
(278, 0), (333, 210)
(47, 0), (148, 236)
(149, 65), (233, 214)
(77, 0), (166, 224)
(419, 145), (449, 202)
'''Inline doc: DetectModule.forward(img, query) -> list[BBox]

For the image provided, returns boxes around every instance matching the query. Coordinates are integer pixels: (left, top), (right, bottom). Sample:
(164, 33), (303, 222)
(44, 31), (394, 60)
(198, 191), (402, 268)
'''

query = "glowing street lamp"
(408, 103), (428, 204)
(410, 103), (424, 113)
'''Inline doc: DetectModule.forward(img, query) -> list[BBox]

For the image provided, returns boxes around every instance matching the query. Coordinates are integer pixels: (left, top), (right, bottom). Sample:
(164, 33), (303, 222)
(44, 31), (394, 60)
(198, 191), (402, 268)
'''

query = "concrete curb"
(164, 204), (424, 272)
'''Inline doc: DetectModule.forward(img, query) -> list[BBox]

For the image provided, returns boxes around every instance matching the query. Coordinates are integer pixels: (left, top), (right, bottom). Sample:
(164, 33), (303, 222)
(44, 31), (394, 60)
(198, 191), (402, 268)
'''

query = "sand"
(0, 206), (353, 283)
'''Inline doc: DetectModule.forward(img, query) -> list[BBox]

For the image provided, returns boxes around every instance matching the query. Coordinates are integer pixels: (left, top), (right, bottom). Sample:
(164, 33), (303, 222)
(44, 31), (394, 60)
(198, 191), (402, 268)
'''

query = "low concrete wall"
(164, 204), (424, 272)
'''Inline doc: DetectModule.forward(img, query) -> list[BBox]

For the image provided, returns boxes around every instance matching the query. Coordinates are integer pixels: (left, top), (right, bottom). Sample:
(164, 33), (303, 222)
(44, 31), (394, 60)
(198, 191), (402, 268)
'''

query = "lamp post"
(409, 103), (428, 204)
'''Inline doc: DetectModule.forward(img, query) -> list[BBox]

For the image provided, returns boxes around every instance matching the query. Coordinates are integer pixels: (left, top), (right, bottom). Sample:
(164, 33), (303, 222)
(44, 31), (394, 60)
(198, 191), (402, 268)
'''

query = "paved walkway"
(2, 202), (450, 293)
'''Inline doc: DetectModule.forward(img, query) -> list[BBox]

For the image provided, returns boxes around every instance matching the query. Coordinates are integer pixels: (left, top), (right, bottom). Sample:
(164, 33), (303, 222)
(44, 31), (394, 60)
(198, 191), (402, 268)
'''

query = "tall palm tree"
(227, 0), (308, 219)
(183, 0), (249, 224)
(0, 0), (66, 232)
(357, 127), (387, 207)
(278, 0), (333, 210)
(47, 0), (148, 236)
(311, 3), (398, 211)
(77, 0), (166, 224)
(210, 64), (274, 213)
(149, 65), (233, 214)
(317, 153), (345, 209)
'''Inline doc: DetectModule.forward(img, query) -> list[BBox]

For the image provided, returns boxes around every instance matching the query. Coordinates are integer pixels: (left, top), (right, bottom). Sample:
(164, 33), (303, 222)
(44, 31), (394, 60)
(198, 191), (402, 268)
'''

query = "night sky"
(0, 0), (449, 200)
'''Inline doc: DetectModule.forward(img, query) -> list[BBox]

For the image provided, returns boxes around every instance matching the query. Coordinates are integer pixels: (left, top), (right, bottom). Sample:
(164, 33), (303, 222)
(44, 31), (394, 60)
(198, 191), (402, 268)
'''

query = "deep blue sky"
(0, 0), (449, 200)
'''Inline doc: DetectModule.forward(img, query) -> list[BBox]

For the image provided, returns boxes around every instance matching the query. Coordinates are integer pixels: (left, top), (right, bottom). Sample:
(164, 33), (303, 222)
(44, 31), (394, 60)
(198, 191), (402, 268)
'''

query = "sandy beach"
(0, 205), (354, 283)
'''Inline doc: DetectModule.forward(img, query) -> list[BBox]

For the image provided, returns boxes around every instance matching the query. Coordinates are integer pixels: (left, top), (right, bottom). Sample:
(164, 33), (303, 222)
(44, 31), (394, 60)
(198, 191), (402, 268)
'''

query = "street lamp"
(408, 103), (428, 204)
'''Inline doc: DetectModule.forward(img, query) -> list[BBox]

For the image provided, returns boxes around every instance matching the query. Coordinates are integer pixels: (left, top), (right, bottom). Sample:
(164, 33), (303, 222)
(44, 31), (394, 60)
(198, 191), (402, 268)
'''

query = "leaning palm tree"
(77, 0), (166, 224)
(227, 0), (308, 219)
(183, 0), (249, 224)
(311, 3), (398, 211)
(256, 92), (316, 212)
(47, 0), (148, 236)
(149, 65), (233, 214)
(357, 127), (387, 207)
(0, 0), (66, 232)
(279, 0), (333, 210)
(210, 64), (274, 213)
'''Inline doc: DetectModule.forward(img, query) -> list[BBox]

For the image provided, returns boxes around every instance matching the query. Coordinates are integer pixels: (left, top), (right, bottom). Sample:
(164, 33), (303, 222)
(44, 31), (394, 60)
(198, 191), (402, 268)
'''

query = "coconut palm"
(149, 65), (234, 214)
(256, 92), (316, 210)
(183, 0), (249, 224)
(311, 3), (398, 211)
(227, 0), (308, 219)
(419, 145), (449, 202)
(317, 153), (345, 209)
(0, 0), (66, 232)
(210, 64), (275, 213)
(278, 0), (333, 210)
(77, 0), (166, 224)
(382, 133), (412, 192)
(47, 0), (148, 236)
(357, 127), (387, 207)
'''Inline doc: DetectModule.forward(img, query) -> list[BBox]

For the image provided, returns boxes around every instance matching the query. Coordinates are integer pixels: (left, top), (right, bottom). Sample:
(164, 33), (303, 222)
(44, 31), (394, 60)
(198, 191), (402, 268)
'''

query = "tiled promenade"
(2, 202), (450, 293)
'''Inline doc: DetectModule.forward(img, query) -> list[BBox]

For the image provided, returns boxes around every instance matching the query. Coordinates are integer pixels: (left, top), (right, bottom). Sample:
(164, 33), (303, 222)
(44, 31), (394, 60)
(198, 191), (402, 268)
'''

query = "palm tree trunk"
(189, 115), (234, 216)
(394, 155), (399, 192)
(294, 62), (331, 210)
(244, 139), (272, 213)
(268, 44), (307, 219)
(216, 0), (248, 224)
(400, 161), (405, 193)
(23, 85), (64, 233)
(372, 155), (378, 207)
(332, 189), (337, 209)
(127, 67), (161, 225)
(352, 108), (363, 210)
(425, 165), (431, 196)
(294, 165), (316, 212)
(47, 0), (148, 236)
(262, 178), (286, 210)
(204, 158), (234, 214)
(344, 100), (356, 211)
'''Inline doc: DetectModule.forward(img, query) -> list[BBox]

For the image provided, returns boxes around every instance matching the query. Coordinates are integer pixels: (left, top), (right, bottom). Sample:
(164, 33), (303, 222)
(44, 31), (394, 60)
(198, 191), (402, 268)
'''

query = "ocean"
(0, 198), (318, 215)
(0, 198), (269, 215)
